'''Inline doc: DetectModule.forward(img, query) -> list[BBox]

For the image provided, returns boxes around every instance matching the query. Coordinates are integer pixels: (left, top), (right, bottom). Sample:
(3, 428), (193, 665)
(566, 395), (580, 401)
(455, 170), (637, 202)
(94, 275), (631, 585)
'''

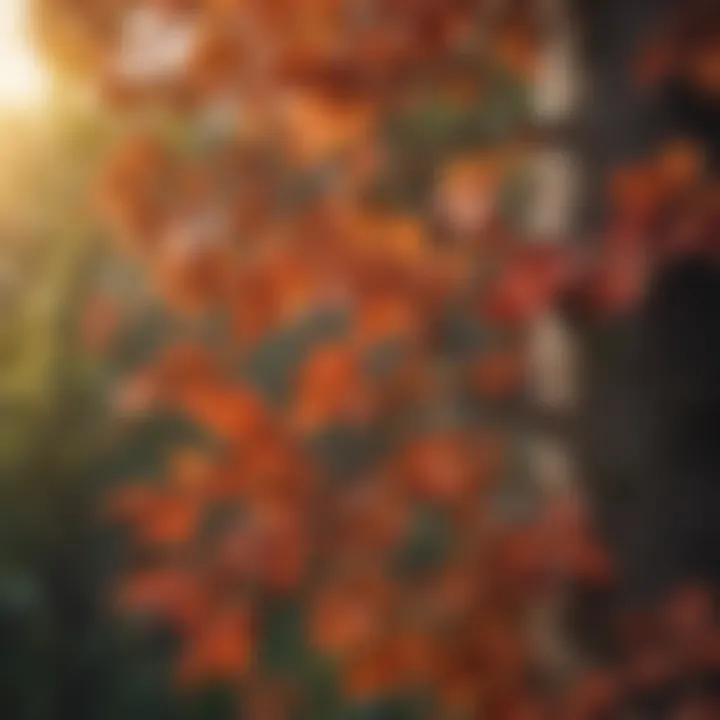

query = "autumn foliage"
(48, 0), (718, 716)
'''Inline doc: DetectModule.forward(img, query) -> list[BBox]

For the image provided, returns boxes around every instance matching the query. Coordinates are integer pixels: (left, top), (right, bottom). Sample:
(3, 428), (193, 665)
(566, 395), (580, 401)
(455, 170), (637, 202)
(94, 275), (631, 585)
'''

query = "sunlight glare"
(0, 1), (48, 109)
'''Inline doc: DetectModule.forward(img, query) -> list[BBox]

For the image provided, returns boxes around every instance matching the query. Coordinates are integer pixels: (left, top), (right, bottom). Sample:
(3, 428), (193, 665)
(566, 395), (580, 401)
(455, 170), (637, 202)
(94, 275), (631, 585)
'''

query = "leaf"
(177, 603), (254, 685)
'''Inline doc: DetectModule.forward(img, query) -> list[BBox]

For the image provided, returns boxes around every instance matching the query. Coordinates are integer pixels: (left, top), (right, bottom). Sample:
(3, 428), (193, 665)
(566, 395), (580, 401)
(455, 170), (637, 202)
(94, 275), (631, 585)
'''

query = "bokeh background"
(0, 1), (717, 718)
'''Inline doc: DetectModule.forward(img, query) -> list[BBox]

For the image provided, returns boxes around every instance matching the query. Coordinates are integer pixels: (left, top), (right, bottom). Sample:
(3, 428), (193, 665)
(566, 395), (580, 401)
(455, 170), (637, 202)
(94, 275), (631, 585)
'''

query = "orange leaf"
(178, 604), (254, 685)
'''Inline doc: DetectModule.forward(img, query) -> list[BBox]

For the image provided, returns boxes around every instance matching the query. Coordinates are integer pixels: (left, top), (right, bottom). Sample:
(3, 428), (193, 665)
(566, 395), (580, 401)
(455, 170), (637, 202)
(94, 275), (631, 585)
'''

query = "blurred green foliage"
(0, 89), (109, 467)
(0, 89), (119, 720)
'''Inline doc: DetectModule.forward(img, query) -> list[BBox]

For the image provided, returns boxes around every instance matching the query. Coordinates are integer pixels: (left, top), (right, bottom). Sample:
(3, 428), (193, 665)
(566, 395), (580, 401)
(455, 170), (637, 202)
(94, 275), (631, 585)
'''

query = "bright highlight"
(0, 1), (48, 109)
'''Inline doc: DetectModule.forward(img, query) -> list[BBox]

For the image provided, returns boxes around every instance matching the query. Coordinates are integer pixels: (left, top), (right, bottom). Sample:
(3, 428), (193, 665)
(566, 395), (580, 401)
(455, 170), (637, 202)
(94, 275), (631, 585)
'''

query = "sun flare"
(0, 1), (48, 109)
